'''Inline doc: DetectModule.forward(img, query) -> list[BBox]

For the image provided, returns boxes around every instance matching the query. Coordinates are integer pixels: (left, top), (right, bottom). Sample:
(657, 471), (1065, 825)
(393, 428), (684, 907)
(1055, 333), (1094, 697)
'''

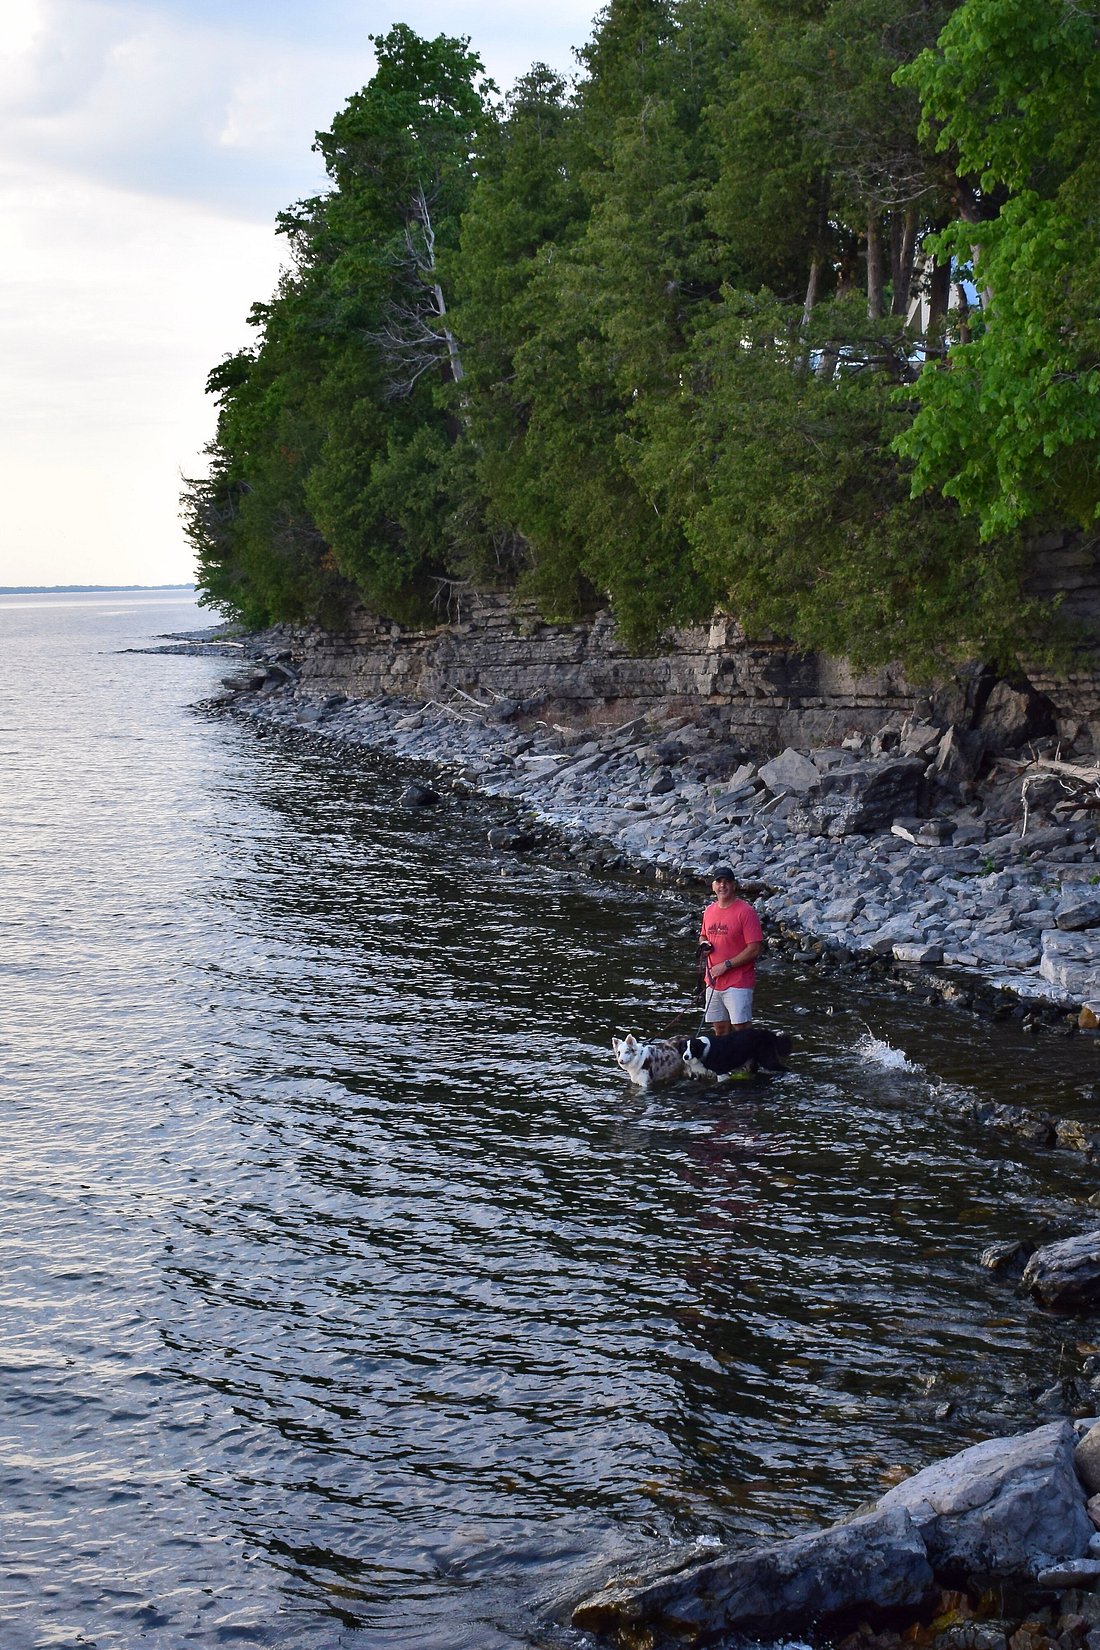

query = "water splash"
(854, 1027), (921, 1073)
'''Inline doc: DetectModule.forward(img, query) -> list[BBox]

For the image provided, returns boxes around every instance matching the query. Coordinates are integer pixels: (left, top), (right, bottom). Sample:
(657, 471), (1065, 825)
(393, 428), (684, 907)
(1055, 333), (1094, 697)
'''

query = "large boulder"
(571, 1506), (933, 1646)
(874, 1421), (1092, 1582)
(784, 757), (928, 838)
(932, 725), (987, 791)
(1040, 930), (1100, 1001)
(1023, 1232), (1100, 1310)
(758, 747), (821, 794)
(976, 679), (1058, 751)
(1056, 893), (1100, 933)
(1074, 1423), (1100, 1496)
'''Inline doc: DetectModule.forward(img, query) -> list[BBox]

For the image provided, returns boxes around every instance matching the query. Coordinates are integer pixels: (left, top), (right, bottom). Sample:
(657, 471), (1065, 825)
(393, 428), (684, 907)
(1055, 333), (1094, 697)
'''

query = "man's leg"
(728, 988), (754, 1031)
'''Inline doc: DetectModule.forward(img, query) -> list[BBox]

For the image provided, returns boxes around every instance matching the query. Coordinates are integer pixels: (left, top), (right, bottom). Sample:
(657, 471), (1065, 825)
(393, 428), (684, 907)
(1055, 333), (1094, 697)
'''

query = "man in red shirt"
(699, 865), (764, 1033)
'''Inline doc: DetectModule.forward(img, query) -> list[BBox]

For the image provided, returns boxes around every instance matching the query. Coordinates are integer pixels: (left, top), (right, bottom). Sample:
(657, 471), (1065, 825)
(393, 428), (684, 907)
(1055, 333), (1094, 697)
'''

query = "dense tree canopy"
(184, 0), (1100, 678)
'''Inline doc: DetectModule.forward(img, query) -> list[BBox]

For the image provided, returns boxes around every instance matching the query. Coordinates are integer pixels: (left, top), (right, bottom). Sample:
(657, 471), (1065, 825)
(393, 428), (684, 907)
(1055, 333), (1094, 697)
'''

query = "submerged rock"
(1024, 1233), (1100, 1311)
(571, 1505), (933, 1646)
(571, 1422), (1096, 1644)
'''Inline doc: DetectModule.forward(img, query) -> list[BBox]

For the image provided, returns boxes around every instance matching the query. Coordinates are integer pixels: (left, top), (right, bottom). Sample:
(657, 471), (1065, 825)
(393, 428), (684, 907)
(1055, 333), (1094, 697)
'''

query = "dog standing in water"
(683, 1028), (792, 1079)
(612, 1034), (688, 1089)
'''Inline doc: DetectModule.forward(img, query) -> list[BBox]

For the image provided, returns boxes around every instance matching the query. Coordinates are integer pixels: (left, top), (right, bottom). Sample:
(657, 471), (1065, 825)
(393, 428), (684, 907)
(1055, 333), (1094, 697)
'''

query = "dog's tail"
(776, 1032), (792, 1060)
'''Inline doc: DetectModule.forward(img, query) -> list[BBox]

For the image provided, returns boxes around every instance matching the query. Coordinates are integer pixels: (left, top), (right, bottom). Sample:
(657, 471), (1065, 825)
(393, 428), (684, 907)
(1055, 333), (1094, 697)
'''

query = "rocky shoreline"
(191, 659), (1100, 1160)
(204, 651), (1100, 1024)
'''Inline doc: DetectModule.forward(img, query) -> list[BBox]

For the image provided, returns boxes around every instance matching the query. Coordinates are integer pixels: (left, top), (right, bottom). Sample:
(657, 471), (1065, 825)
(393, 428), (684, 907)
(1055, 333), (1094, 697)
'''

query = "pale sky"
(0, 0), (599, 587)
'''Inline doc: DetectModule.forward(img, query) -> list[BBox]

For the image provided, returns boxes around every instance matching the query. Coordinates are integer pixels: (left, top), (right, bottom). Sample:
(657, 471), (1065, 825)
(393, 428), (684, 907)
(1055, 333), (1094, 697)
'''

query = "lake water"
(1, 591), (1098, 1650)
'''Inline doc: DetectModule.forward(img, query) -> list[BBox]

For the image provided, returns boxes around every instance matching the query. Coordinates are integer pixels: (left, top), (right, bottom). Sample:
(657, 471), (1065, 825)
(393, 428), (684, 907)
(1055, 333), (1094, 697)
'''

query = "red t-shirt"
(700, 897), (764, 988)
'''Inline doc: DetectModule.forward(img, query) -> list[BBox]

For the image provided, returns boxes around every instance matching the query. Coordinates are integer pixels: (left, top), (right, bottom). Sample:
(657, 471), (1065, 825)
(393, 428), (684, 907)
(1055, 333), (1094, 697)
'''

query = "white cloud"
(0, 159), (284, 583)
(0, 0), (601, 585)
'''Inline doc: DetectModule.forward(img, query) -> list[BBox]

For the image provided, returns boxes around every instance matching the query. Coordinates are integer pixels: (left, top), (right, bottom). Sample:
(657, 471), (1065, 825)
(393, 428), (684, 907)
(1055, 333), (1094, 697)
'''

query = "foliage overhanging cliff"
(182, 0), (1100, 681)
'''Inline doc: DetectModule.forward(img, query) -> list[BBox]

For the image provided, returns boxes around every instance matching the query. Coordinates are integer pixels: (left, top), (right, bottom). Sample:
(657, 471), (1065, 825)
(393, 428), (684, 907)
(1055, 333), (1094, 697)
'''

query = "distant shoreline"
(0, 584), (196, 594)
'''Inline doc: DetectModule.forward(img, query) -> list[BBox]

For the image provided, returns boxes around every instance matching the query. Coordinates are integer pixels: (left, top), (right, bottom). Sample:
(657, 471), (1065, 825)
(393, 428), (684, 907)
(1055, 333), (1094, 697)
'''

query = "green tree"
(186, 26), (496, 626)
(895, 0), (1100, 537)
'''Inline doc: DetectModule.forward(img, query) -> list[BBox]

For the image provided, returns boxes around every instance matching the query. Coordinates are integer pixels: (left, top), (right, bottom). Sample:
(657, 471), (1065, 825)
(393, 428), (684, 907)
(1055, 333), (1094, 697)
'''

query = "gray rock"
(1023, 825), (1076, 855)
(979, 1240), (1032, 1275)
(934, 725), (987, 788)
(894, 942), (945, 965)
(970, 936), (1042, 968)
(892, 817), (957, 846)
(1041, 931), (1100, 1000)
(822, 896), (865, 923)
(901, 718), (943, 758)
(786, 757), (928, 837)
(758, 747), (821, 794)
(1024, 1233), (1100, 1310)
(570, 1506), (933, 1644)
(976, 680), (1058, 752)
(1057, 895), (1100, 932)
(866, 918), (921, 954)
(1076, 1426), (1100, 1496)
(1035, 1558), (1100, 1587)
(875, 1420), (1092, 1581)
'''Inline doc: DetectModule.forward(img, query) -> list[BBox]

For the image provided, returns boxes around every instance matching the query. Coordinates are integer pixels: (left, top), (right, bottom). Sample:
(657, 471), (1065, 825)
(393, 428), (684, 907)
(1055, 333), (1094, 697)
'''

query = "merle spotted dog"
(612, 1033), (689, 1090)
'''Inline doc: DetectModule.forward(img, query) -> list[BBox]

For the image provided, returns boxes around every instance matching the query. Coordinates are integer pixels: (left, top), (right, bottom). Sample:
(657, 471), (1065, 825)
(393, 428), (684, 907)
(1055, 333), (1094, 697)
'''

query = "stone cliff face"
(290, 532), (1100, 756)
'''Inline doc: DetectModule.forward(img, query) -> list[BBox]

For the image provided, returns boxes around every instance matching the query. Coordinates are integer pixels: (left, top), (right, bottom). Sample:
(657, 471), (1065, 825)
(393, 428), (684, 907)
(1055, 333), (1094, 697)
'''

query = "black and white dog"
(683, 1028), (792, 1080)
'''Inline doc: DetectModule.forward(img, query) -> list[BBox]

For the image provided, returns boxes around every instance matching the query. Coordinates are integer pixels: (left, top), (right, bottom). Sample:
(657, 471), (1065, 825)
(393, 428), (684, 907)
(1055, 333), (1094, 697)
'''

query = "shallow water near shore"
(2, 592), (1099, 1650)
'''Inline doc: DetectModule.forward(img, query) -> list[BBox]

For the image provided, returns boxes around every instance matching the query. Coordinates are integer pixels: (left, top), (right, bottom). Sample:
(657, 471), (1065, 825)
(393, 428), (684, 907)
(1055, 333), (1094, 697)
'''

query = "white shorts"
(704, 985), (754, 1026)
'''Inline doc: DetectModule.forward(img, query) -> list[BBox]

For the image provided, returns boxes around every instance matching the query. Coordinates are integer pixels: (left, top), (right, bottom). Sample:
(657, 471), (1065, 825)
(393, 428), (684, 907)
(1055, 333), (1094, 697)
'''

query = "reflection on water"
(0, 593), (1098, 1649)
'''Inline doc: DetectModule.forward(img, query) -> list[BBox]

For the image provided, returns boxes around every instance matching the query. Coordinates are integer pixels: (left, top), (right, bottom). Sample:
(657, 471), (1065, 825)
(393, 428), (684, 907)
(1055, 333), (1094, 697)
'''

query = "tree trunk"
(802, 252), (823, 330)
(866, 210), (886, 320)
(950, 173), (995, 309)
(801, 174), (830, 332)
(925, 253), (952, 354)
(430, 282), (465, 385)
(890, 207), (918, 318)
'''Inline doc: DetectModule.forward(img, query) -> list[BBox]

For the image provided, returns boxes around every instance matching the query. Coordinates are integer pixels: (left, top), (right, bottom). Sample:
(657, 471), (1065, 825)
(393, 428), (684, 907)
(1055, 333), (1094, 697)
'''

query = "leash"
(658, 999), (709, 1038)
(657, 925), (713, 1038)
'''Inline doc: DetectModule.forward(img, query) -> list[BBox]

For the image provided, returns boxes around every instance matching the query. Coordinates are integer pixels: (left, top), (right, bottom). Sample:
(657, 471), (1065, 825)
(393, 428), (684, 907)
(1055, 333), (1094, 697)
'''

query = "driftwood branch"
(1005, 756), (1100, 836)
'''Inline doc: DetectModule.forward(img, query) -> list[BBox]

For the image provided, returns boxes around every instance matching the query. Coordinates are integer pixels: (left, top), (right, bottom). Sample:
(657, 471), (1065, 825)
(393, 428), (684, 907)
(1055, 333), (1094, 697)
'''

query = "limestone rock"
(1035, 1559), (1100, 1587)
(1041, 932), (1100, 1001)
(400, 782), (439, 807)
(977, 681), (1058, 752)
(758, 747), (821, 794)
(571, 1506), (933, 1645)
(1024, 1233), (1100, 1311)
(1075, 1427), (1100, 1497)
(934, 726), (988, 788)
(893, 817), (957, 846)
(874, 1421), (1092, 1581)
(1057, 895), (1100, 933)
(894, 941), (946, 965)
(901, 718), (943, 758)
(786, 757), (927, 837)
(979, 1241), (1032, 1275)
